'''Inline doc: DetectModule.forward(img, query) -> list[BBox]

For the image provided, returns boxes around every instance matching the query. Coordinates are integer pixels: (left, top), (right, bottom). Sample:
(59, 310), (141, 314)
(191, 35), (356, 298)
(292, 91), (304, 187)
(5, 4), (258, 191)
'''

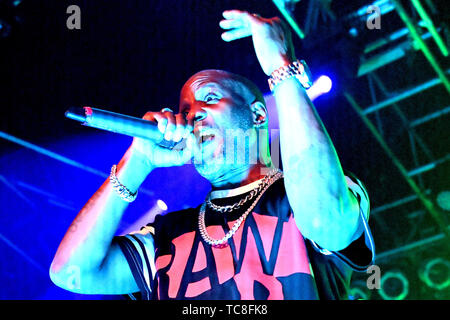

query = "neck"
(209, 163), (273, 191)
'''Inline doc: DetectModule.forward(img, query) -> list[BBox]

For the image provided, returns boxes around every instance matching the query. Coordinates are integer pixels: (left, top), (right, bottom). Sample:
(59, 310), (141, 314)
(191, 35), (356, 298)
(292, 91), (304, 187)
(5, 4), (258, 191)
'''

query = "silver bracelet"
(109, 164), (138, 202)
(268, 59), (313, 91)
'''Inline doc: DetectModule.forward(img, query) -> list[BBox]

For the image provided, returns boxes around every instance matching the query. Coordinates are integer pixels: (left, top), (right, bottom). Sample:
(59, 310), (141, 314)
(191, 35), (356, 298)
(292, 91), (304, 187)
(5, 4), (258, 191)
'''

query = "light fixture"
(379, 271), (409, 300)
(306, 75), (333, 100)
(348, 280), (370, 300)
(122, 199), (168, 234)
(436, 190), (450, 211)
(156, 199), (168, 211)
(419, 258), (450, 291)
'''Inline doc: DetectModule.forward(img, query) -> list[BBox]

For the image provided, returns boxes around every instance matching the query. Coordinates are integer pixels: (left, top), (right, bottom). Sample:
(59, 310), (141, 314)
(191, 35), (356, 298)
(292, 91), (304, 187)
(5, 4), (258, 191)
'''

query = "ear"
(250, 101), (268, 127)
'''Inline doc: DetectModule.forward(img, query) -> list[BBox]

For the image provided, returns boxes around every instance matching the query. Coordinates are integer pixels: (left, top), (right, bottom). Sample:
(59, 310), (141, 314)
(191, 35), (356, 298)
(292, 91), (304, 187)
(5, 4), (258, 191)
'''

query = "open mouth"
(198, 133), (216, 144)
(194, 125), (219, 146)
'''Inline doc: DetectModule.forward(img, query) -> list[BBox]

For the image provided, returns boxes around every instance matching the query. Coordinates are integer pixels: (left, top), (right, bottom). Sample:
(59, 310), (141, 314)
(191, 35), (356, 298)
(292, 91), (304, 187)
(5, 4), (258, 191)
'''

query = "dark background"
(0, 0), (449, 299)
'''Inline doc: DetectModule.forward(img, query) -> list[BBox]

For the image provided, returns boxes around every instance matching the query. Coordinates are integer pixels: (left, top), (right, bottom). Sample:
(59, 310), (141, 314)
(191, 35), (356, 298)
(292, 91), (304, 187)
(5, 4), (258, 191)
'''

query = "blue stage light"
(304, 75), (333, 101)
(316, 75), (332, 94)
(157, 199), (168, 211)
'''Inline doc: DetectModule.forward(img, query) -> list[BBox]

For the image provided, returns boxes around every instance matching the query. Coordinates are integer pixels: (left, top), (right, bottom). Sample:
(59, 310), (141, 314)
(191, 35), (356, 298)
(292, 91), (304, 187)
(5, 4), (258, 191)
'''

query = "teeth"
(201, 133), (214, 138)
(199, 133), (215, 143)
(195, 128), (217, 144)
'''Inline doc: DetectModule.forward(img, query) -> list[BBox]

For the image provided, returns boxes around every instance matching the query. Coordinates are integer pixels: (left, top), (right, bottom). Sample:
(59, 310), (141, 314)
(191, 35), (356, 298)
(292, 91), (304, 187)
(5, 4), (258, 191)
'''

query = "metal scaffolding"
(274, 0), (450, 254)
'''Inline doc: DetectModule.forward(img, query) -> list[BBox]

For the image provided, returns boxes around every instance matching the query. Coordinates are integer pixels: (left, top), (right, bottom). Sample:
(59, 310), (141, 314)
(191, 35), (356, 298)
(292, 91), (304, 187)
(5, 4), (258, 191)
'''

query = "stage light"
(122, 200), (168, 234)
(419, 258), (450, 290)
(306, 75), (333, 100)
(316, 75), (333, 94)
(436, 191), (450, 211)
(348, 281), (370, 300)
(156, 199), (168, 211)
(379, 271), (409, 300)
(0, 19), (12, 38)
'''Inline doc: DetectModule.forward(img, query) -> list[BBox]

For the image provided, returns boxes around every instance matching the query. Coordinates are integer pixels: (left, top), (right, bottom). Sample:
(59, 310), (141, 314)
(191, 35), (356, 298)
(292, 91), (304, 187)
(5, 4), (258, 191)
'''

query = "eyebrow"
(191, 81), (224, 100)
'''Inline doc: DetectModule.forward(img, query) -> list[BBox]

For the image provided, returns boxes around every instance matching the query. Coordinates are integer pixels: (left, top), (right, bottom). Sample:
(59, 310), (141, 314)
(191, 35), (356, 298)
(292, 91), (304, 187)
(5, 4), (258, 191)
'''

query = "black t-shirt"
(116, 174), (374, 300)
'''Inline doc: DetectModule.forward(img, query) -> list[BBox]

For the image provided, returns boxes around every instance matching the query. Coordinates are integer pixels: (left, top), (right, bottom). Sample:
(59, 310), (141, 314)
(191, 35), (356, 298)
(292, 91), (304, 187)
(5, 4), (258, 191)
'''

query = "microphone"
(65, 106), (179, 149)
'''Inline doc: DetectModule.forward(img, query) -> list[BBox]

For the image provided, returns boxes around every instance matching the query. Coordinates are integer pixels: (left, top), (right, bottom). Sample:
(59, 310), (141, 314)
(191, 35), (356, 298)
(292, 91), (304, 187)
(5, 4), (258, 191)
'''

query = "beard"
(193, 127), (258, 181)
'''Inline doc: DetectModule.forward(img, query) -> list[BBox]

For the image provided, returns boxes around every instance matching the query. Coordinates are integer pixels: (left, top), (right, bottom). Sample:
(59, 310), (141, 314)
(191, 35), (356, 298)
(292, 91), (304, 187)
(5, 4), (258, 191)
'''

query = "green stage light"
(379, 271), (409, 300)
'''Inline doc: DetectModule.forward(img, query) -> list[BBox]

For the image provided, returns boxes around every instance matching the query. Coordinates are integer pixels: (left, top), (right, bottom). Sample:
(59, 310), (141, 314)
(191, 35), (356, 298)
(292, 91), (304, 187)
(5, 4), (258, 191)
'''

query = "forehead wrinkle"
(189, 76), (216, 91)
(192, 82), (223, 99)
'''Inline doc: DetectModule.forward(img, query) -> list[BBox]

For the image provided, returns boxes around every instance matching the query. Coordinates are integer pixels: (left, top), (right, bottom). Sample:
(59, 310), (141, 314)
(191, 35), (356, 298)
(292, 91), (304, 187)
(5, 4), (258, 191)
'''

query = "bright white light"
(156, 199), (168, 211)
(305, 75), (332, 101)
(316, 75), (332, 93)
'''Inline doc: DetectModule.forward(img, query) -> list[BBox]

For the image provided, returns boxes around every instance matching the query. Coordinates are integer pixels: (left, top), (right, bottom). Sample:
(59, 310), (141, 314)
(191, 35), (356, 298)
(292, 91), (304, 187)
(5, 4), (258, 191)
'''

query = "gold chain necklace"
(198, 170), (283, 248)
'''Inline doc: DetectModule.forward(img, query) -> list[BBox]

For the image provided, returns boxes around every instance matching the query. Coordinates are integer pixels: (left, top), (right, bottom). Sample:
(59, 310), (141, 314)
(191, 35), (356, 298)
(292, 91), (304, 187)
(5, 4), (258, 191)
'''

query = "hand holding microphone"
(65, 106), (196, 169)
(130, 107), (196, 169)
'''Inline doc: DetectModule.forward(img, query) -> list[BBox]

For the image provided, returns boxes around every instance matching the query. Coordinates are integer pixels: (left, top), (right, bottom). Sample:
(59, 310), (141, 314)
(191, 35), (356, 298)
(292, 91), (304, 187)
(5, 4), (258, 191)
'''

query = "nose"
(193, 109), (207, 122)
(187, 102), (208, 122)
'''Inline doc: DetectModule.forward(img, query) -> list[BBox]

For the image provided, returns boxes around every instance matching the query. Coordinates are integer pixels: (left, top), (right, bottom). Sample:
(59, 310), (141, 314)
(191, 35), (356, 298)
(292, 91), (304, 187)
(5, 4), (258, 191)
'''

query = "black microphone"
(65, 106), (179, 149)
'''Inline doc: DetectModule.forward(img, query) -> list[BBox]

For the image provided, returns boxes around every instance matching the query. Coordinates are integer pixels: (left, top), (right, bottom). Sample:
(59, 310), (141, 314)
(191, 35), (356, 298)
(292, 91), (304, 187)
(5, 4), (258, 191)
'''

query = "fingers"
(184, 115), (194, 140)
(221, 27), (253, 42)
(144, 108), (192, 143)
(219, 18), (245, 30)
(173, 113), (186, 142)
(222, 10), (255, 21)
(220, 10), (256, 42)
(153, 109), (175, 141)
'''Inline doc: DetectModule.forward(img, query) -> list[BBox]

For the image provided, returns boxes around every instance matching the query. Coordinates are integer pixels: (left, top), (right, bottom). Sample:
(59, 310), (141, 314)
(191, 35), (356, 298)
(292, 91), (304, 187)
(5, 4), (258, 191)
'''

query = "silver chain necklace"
(206, 169), (281, 213)
(198, 169), (283, 248)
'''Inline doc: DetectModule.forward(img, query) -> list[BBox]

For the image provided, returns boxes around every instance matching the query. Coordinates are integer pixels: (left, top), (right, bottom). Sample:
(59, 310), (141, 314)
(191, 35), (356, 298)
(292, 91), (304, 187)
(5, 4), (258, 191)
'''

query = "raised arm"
(220, 10), (361, 251)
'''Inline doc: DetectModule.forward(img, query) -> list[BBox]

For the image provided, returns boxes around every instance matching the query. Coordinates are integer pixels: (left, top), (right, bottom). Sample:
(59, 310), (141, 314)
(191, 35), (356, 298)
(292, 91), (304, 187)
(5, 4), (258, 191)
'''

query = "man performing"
(50, 10), (374, 300)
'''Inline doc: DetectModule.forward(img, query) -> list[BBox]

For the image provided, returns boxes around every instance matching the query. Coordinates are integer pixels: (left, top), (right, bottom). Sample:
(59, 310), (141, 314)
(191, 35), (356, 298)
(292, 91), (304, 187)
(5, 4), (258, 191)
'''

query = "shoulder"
(152, 206), (199, 225)
(149, 206), (200, 241)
